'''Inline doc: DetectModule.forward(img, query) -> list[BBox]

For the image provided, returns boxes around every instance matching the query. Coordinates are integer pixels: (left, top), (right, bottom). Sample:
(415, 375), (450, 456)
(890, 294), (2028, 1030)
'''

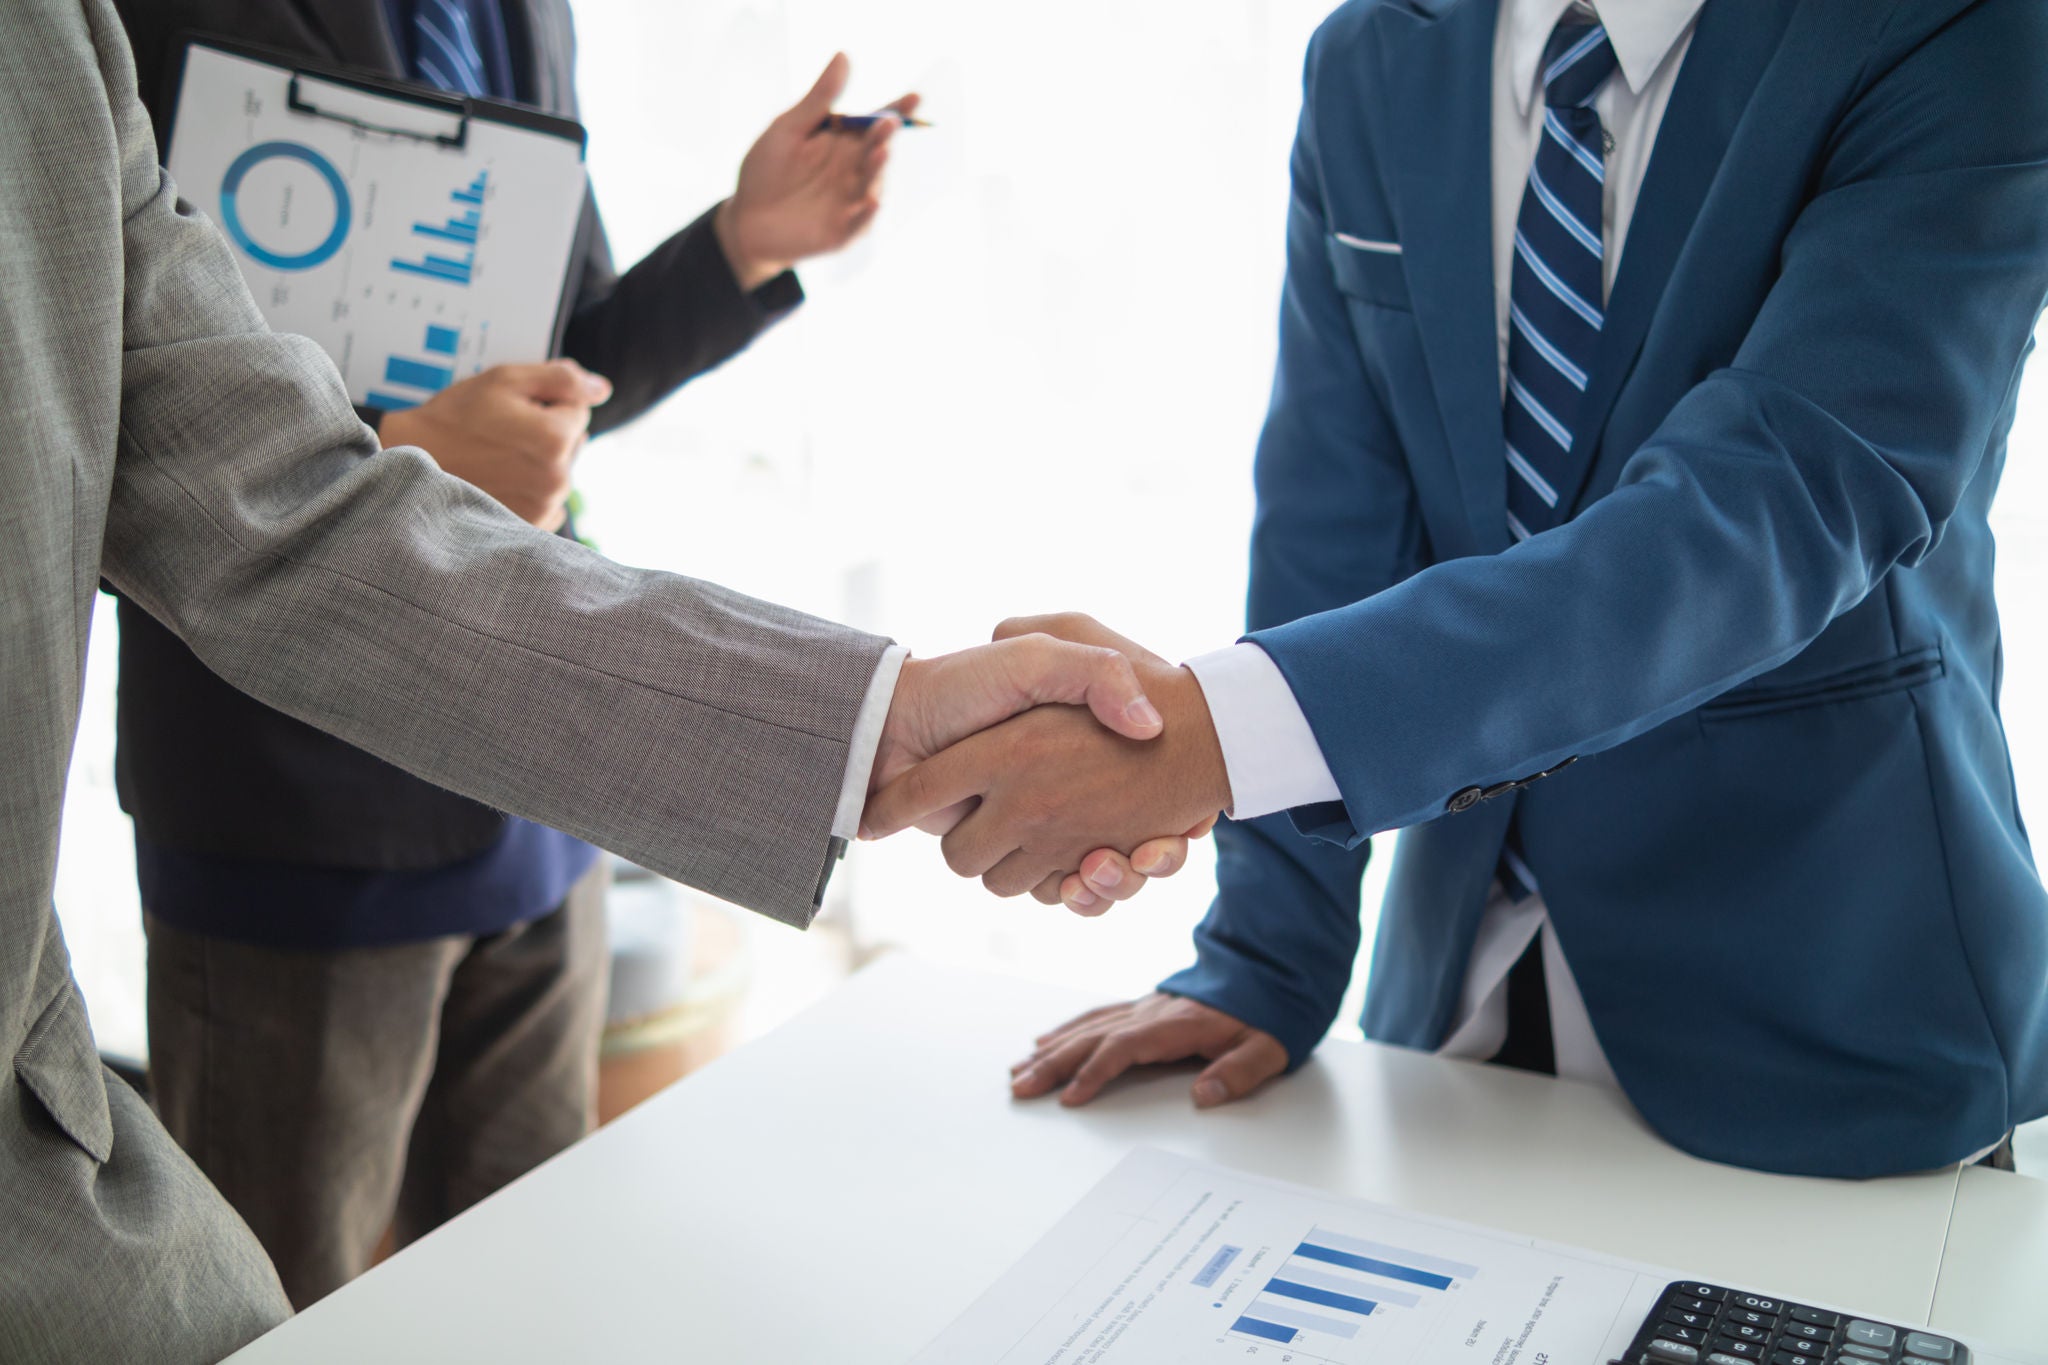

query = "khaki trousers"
(144, 861), (608, 1310)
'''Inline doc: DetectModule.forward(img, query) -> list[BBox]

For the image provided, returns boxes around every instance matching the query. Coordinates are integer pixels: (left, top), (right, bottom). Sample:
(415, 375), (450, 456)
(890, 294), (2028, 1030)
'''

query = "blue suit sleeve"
(1251, 1), (2048, 847)
(1162, 36), (1430, 1064)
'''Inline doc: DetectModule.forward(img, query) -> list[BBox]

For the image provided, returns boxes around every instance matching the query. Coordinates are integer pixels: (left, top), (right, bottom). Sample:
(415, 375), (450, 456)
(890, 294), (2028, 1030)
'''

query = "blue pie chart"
(218, 141), (352, 271)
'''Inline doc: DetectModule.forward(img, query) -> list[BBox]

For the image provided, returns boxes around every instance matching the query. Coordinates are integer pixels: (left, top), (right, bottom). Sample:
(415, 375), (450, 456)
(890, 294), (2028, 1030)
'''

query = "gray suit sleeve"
(88, 4), (889, 927)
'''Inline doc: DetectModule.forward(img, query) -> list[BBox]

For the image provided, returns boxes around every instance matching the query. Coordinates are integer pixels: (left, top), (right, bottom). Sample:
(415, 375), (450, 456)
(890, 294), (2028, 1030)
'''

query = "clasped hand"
(863, 615), (1230, 912)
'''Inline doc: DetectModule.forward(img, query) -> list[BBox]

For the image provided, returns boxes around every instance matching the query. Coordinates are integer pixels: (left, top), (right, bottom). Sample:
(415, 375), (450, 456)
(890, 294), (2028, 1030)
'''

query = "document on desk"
(164, 40), (587, 413)
(914, 1147), (1671, 1365)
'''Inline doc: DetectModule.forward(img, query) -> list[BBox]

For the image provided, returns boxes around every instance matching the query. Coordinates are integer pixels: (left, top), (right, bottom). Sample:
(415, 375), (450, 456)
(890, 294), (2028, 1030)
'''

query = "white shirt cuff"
(1183, 643), (1342, 821)
(832, 645), (909, 840)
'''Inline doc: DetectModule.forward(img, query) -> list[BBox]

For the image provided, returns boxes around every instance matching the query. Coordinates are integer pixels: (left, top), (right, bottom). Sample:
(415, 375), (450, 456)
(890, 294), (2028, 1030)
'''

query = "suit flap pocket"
(14, 985), (114, 1163)
(1326, 232), (1411, 310)
(1700, 647), (1945, 721)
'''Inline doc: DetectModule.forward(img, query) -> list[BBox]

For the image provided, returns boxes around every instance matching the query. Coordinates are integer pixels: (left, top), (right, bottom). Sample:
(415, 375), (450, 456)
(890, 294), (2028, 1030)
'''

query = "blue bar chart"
(366, 322), (463, 411)
(392, 171), (489, 285)
(1228, 1226), (1478, 1350)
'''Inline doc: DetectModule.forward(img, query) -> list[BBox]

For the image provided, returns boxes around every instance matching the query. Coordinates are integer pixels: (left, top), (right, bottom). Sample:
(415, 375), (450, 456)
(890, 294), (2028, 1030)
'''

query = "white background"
(57, 0), (2048, 1166)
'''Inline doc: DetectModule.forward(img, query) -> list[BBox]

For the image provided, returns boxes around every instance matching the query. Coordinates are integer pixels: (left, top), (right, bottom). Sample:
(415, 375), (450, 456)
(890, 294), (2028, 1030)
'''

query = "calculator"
(1615, 1281), (1970, 1365)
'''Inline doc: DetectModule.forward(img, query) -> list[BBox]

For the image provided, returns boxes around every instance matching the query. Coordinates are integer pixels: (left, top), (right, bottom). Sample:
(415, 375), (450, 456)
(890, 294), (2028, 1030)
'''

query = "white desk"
(226, 957), (2010, 1363)
(1933, 1167), (2048, 1351)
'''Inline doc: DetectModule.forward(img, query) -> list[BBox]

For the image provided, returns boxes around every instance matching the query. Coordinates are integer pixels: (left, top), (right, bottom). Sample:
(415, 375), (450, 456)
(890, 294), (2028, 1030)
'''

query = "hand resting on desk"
(1011, 993), (1288, 1109)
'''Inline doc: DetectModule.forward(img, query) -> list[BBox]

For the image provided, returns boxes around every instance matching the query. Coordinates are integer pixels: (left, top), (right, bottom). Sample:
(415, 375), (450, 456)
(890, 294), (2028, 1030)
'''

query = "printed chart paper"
(166, 44), (586, 412)
(912, 1147), (1672, 1365)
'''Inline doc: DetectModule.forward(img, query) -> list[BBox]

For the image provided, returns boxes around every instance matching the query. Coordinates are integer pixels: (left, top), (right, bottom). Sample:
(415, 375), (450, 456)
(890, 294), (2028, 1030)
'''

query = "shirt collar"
(1510, 0), (1708, 116)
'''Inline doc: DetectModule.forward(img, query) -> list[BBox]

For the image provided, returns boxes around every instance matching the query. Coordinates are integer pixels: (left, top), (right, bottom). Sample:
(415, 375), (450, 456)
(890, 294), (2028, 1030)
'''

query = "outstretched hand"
(864, 614), (1231, 900)
(715, 54), (919, 290)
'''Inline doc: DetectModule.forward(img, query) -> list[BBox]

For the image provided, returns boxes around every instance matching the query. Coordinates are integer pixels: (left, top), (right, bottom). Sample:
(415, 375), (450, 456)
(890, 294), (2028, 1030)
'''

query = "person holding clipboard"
(109, 0), (917, 1310)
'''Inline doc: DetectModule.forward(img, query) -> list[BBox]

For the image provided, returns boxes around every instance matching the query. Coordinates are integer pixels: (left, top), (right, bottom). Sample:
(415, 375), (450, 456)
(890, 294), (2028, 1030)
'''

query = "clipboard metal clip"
(288, 72), (469, 149)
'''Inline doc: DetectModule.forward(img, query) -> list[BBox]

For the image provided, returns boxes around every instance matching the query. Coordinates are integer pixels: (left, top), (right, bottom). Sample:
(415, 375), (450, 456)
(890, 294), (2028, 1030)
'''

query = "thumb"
(993, 635), (1163, 741)
(502, 359), (612, 406)
(786, 52), (849, 127)
(1191, 1032), (1289, 1108)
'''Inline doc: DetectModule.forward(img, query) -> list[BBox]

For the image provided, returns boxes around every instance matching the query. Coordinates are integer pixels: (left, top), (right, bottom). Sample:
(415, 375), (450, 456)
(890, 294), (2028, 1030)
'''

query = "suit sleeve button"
(1446, 787), (1482, 813)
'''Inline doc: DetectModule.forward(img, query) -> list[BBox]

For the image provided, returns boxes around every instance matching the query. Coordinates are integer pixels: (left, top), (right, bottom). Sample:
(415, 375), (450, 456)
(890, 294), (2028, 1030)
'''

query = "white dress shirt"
(1184, 0), (1705, 1083)
(833, 646), (909, 840)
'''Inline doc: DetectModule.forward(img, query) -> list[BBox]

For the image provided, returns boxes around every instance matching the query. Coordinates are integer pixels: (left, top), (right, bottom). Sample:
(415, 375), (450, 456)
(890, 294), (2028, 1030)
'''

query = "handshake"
(861, 615), (1232, 913)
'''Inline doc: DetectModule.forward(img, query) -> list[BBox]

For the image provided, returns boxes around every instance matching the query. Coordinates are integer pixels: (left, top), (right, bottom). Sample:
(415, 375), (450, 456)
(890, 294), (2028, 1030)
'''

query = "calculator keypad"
(1620, 1283), (1968, 1365)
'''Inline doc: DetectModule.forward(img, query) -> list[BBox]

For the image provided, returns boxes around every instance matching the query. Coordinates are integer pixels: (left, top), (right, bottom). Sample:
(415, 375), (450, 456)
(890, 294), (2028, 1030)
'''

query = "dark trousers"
(144, 862), (609, 1309)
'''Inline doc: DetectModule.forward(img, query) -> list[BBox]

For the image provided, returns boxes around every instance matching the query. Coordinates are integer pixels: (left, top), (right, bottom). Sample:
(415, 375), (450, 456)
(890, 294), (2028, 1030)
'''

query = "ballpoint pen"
(818, 111), (932, 133)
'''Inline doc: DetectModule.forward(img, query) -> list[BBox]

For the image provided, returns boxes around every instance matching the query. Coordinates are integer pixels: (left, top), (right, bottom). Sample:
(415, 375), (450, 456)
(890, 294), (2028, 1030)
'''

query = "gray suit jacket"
(0, 1), (889, 1358)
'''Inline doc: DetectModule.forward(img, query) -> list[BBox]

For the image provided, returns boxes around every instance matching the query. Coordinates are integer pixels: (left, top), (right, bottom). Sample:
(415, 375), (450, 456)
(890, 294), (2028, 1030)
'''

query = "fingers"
(1056, 832), (1202, 913)
(911, 796), (976, 838)
(1060, 848), (1146, 915)
(1129, 836), (1191, 880)
(982, 849), (1058, 899)
(1058, 871), (1113, 916)
(1029, 1001), (1130, 1051)
(993, 634), (1161, 740)
(1059, 1018), (1215, 1106)
(860, 112), (898, 160)
(934, 787), (1021, 879)
(1009, 1030), (1104, 1098)
(1029, 871), (1066, 906)
(1190, 1031), (1290, 1108)
(839, 199), (881, 244)
(1009, 1008), (1285, 1110)
(882, 92), (922, 120)
(495, 359), (612, 407)
(787, 52), (850, 128)
(992, 613), (1168, 668)
(861, 729), (997, 841)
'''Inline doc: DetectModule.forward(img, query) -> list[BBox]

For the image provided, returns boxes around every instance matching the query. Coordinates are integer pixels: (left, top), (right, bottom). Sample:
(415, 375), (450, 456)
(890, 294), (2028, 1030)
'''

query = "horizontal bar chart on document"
(1226, 1223), (1475, 1351)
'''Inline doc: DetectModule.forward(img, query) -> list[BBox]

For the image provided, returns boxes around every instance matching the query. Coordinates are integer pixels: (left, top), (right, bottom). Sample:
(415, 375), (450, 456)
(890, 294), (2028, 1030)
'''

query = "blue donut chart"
(218, 141), (352, 271)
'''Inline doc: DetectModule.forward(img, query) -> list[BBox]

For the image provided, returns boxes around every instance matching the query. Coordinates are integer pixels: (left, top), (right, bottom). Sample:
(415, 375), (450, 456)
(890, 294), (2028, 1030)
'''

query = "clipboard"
(163, 35), (590, 414)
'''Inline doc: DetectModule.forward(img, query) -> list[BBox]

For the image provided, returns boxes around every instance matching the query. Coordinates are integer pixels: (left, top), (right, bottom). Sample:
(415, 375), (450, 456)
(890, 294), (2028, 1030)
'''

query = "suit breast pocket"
(1326, 232), (1411, 312)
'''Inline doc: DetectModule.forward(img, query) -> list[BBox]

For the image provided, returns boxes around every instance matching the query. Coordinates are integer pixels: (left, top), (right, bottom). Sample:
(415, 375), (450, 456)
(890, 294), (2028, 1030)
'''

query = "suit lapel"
(1564, 0), (1794, 513)
(1372, 0), (1508, 557)
(291, 0), (404, 74)
(498, 0), (571, 111)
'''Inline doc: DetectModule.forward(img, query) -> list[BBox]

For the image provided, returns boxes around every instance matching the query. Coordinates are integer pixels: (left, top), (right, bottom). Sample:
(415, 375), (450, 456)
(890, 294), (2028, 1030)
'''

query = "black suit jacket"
(112, 0), (802, 868)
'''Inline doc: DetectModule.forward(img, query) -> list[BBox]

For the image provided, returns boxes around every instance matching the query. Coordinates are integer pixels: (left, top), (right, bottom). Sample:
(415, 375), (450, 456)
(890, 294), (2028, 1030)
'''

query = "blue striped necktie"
(1503, 16), (1619, 542)
(408, 0), (489, 96)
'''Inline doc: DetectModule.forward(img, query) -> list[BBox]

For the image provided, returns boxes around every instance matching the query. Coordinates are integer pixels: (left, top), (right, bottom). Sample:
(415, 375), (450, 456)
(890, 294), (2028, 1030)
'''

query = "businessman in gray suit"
(0, 1), (1198, 1358)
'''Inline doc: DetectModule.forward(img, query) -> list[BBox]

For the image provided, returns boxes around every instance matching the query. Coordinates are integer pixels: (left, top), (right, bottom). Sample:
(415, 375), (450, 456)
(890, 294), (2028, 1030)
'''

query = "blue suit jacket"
(1161, 0), (2048, 1177)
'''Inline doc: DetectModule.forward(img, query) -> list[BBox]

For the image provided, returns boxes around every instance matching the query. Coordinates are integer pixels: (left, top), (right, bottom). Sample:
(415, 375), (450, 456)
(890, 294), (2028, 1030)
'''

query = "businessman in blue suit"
(866, 0), (2048, 1178)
